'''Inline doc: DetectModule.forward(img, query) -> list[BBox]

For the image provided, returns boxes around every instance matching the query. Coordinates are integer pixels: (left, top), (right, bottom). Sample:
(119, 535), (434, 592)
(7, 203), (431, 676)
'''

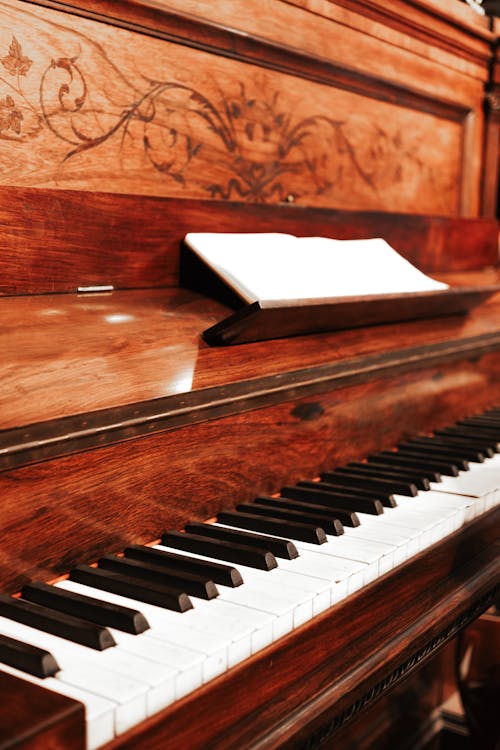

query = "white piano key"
(211, 525), (372, 587)
(103, 629), (203, 698)
(0, 664), (116, 750)
(58, 578), (269, 666)
(0, 617), (148, 734)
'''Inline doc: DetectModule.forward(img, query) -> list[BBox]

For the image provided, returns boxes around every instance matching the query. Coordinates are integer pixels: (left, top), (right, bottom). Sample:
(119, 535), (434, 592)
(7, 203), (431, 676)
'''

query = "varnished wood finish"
(0, 671), (84, 750)
(0, 189), (498, 296)
(1, 349), (500, 593)
(98, 509), (499, 750)
(1, 281), (500, 460)
(0, 0), (494, 214)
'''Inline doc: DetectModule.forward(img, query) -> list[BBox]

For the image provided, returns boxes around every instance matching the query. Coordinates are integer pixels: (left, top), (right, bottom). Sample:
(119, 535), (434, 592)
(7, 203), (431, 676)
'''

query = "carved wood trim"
(302, 586), (499, 749)
(282, 0), (494, 64)
(2, 332), (500, 470)
(21, 0), (471, 124)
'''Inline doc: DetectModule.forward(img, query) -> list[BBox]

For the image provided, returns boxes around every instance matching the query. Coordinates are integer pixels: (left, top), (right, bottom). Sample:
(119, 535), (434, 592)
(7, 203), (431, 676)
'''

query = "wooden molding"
(2, 329), (500, 470)
(20, 0), (473, 121)
(1, 189), (497, 296)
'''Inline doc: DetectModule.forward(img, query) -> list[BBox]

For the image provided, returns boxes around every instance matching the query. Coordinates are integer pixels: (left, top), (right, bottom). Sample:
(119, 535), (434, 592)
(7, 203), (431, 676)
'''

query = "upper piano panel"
(0, 0), (496, 216)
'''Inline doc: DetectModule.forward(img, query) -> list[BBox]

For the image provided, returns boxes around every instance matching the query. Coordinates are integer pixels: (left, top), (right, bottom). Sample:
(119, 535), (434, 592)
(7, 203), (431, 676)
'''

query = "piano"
(1, 1), (499, 748)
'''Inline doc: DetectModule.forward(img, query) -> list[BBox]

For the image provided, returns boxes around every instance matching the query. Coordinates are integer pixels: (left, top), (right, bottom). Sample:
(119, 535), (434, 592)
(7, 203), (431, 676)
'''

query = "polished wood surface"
(1, 276), (499, 435)
(0, 0), (495, 214)
(0, 671), (84, 750)
(1, 189), (498, 296)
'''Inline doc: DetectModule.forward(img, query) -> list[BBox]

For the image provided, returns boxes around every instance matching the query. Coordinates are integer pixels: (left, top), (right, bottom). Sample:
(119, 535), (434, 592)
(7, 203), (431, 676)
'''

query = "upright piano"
(0, 1), (499, 748)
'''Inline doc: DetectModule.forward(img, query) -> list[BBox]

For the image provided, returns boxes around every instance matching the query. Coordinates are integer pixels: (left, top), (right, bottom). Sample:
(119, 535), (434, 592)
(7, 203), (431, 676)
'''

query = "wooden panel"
(0, 1), (481, 213)
(0, 671), (84, 750)
(0, 352), (499, 593)
(0, 189), (498, 295)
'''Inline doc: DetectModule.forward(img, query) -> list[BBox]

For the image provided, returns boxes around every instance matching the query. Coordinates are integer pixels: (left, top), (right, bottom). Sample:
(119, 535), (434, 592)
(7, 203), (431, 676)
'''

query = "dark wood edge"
(21, 0), (471, 122)
(277, 581), (499, 750)
(2, 330), (500, 470)
(202, 286), (500, 345)
(99, 509), (500, 750)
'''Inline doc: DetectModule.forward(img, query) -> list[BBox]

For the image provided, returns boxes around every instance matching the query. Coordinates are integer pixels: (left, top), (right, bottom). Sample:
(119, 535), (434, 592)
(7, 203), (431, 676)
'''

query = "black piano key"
(237, 502), (344, 536)
(98, 556), (219, 600)
(0, 595), (116, 651)
(256, 495), (360, 527)
(400, 438), (485, 463)
(296, 480), (395, 507)
(218, 510), (327, 545)
(458, 417), (500, 433)
(282, 485), (384, 515)
(395, 446), (469, 471)
(422, 434), (494, 458)
(184, 522), (298, 560)
(435, 426), (500, 449)
(366, 456), (442, 482)
(455, 421), (500, 436)
(373, 451), (460, 477)
(162, 531), (277, 571)
(345, 462), (431, 491)
(323, 469), (418, 497)
(0, 633), (60, 678)
(125, 545), (243, 587)
(70, 565), (193, 612)
(431, 431), (496, 455)
(22, 582), (150, 635)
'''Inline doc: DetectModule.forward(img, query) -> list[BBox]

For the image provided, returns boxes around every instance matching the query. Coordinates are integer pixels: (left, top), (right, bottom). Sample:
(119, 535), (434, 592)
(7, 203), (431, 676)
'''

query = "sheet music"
(184, 233), (448, 304)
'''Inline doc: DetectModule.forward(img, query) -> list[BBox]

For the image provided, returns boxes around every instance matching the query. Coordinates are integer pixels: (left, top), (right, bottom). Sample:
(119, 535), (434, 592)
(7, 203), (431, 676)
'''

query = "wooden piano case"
(0, 1), (499, 748)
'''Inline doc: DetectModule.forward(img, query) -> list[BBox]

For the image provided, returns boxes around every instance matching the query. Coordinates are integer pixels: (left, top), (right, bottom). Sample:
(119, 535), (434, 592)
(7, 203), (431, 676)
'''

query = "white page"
(184, 232), (448, 304)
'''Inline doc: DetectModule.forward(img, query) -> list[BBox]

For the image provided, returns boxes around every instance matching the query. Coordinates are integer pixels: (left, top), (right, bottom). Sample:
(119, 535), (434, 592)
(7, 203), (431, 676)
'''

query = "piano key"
(70, 566), (193, 612)
(458, 418), (500, 433)
(436, 425), (500, 449)
(284, 485), (385, 514)
(371, 451), (460, 476)
(344, 462), (431, 490)
(255, 495), (360, 527)
(22, 581), (150, 635)
(0, 663), (116, 750)
(395, 446), (471, 471)
(324, 469), (418, 497)
(159, 538), (349, 615)
(0, 595), (116, 651)
(236, 501), (345, 535)
(58, 579), (247, 671)
(0, 616), (149, 734)
(181, 532), (365, 599)
(450, 422), (499, 442)
(183, 522), (299, 559)
(124, 544), (244, 587)
(366, 454), (442, 481)
(431, 431), (496, 455)
(399, 439), (485, 463)
(97, 555), (219, 600)
(162, 530), (278, 570)
(422, 435), (495, 458)
(61, 577), (274, 665)
(217, 510), (327, 544)
(0, 633), (60, 678)
(298, 480), (395, 507)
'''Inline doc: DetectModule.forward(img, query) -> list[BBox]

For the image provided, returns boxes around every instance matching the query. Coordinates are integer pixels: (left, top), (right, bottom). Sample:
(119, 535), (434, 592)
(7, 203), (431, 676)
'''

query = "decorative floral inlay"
(0, 30), (455, 209)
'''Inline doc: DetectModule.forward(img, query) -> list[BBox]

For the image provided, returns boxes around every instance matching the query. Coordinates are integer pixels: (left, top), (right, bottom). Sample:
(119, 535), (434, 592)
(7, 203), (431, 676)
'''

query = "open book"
(183, 232), (448, 305)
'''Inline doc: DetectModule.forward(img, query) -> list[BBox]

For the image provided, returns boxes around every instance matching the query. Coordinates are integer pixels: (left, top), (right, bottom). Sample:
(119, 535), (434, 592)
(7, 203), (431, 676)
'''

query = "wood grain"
(0, 1), (484, 213)
(0, 671), (84, 750)
(1, 352), (499, 593)
(0, 189), (498, 296)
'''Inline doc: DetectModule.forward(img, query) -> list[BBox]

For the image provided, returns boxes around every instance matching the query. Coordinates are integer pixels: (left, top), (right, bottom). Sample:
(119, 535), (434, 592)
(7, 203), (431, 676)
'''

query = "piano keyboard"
(1, 410), (499, 749)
